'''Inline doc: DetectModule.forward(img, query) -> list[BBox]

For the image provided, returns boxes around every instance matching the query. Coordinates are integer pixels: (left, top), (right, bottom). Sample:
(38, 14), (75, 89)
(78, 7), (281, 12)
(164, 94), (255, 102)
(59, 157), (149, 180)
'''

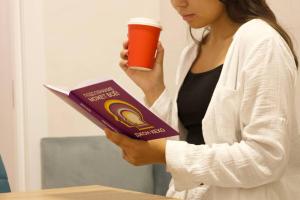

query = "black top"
(177, 65), (223, 145)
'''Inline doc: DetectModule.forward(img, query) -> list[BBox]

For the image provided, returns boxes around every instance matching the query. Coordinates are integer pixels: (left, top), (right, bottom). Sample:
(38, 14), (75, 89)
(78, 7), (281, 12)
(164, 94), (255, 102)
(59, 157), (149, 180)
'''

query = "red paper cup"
(127, 18), (162, 71)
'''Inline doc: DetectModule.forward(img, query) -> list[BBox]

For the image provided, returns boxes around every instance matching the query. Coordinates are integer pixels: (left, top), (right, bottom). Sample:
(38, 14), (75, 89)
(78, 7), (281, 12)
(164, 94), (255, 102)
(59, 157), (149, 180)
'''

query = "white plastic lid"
(128, 17), (162, 29)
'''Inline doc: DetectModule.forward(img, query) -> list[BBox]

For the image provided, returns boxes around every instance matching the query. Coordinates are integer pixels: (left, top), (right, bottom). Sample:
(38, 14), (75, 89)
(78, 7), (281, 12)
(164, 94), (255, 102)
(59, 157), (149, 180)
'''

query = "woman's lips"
(182, 14), (195, 21)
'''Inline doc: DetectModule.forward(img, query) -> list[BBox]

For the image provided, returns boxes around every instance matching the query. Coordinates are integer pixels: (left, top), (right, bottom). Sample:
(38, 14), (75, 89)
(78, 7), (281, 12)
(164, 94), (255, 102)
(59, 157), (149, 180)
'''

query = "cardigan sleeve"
(144, 88), (181, 140)
(145, 88), (173, 125)
(165, 32), (298, 190)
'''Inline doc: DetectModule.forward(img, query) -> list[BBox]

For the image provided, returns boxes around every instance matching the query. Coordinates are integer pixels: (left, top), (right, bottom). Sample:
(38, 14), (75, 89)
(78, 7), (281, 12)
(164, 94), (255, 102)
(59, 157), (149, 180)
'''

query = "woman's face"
(171, 0), (226, 28)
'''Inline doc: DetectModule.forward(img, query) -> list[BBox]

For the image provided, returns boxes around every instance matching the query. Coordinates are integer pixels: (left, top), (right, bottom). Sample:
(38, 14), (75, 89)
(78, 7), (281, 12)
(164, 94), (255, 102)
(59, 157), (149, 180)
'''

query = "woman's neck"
(207, 13), (241, 44)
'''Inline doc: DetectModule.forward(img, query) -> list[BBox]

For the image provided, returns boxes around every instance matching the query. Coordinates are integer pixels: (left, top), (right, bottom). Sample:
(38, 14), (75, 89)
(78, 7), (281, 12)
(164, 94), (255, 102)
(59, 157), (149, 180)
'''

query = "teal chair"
(41, 136), (171, 195)
(0, 156), (10, 193)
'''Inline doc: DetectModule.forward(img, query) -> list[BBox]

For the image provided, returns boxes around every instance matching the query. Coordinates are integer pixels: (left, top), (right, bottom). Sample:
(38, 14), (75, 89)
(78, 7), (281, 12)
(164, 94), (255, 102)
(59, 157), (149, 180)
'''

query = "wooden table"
(0, 185), (178, 200)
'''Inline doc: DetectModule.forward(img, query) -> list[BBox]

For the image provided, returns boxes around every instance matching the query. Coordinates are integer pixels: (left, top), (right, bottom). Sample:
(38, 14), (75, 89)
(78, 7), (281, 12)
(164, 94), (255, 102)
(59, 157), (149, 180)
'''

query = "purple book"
(44, 80), (178, 140)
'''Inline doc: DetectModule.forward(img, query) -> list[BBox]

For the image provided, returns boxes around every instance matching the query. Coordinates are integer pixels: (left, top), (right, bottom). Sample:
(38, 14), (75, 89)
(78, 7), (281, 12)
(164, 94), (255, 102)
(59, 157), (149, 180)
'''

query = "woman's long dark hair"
(191, 0), (299, 67)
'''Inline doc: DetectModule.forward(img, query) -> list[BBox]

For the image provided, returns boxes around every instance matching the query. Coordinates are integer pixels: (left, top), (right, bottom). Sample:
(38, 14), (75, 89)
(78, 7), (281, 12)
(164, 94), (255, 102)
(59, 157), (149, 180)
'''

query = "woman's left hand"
(104, 128), (166, 166)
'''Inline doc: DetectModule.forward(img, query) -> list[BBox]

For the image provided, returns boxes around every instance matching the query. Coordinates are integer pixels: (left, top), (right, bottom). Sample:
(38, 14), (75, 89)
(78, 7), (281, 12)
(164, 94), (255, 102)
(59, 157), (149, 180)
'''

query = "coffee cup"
(127, 17), (162, 71)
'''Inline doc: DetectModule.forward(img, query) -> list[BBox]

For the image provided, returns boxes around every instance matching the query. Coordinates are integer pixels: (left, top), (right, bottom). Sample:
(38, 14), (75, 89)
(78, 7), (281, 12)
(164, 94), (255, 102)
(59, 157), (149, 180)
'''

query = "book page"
(43, 84), (70, 95)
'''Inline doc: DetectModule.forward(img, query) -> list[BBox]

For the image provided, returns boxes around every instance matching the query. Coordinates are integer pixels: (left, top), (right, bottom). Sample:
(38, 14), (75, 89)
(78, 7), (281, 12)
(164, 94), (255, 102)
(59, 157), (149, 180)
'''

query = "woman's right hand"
(119, 39), (166, 105)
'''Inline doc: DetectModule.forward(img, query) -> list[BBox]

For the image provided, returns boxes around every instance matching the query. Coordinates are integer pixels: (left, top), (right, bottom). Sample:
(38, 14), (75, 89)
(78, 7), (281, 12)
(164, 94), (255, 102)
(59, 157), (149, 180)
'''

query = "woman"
(105, 0), (300, 199)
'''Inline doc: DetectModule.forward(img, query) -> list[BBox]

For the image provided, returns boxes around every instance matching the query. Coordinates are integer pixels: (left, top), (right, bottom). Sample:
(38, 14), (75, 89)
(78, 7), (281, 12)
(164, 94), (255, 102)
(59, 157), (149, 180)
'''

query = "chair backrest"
(41, 136), (154, 193)
(0, 156), (11, 193)
(153, 164), (171, 195)
(41, 136), (171, 195)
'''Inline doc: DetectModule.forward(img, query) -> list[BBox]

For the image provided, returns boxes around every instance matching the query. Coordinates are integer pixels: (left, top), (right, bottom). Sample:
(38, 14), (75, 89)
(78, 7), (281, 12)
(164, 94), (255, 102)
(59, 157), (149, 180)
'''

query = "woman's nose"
(171, 0), (188, 8)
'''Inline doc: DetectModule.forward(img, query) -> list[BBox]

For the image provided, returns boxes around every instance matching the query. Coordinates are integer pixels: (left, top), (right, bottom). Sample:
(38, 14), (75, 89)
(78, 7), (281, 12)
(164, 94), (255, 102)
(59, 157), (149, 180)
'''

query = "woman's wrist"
(144, 84), (165, 106)
(149, 139), (167, 164)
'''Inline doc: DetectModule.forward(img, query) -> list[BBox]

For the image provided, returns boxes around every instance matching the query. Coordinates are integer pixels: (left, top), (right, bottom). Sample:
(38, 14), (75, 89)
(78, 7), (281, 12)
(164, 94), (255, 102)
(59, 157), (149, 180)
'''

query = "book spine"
(69, 92), (120, 133)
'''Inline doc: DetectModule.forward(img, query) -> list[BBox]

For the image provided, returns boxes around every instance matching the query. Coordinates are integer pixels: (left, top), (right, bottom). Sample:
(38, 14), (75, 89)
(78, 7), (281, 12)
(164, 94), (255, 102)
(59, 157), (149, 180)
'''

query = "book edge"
(43, 84), (70, 95)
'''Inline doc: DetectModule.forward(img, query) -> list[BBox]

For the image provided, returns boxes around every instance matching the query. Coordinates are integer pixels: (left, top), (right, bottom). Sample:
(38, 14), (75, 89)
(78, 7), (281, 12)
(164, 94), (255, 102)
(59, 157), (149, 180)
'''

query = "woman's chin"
(186, 21), (208, 29)
(189, 24), (207, 29)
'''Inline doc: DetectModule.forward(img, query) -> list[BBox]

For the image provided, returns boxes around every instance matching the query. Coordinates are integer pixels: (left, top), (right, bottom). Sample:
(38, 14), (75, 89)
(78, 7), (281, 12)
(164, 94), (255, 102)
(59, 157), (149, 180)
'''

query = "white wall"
(44, 0), (161, 137)
(19, 0), (49, 191)
(268, 0), (300, 125)
(44, 0), (188, 138)
(268, 0), (300, 53)
(0, 0), (17, 191)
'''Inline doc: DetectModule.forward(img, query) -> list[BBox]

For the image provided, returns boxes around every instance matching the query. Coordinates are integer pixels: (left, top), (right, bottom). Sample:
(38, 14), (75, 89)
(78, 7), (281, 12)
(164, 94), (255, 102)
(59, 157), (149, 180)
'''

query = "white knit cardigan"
(148, 19), (300, 200)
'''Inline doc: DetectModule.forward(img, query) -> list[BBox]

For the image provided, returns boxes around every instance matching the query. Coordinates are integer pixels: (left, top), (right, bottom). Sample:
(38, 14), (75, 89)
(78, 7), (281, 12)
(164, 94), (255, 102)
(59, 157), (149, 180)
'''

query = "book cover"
(44, 80), (178, 141)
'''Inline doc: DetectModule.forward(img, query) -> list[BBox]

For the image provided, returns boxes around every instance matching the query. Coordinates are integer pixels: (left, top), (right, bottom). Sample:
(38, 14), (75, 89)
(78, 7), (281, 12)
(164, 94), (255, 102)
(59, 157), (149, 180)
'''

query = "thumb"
(154, 42), (164, 67)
